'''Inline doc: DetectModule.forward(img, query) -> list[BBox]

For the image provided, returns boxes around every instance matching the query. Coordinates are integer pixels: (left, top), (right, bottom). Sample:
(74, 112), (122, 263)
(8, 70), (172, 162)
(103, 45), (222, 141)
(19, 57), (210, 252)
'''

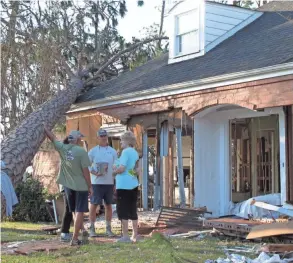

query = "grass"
(1, 222), (258, 263)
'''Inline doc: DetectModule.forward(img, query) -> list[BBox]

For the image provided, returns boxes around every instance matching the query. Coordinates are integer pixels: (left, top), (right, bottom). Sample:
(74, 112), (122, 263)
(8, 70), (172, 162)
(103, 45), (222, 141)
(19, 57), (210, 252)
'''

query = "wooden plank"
(175, 128), (186, 207)
(163, 156), (169, 207)
(189, 122), (194, 207)
(247, 222), (293, 240)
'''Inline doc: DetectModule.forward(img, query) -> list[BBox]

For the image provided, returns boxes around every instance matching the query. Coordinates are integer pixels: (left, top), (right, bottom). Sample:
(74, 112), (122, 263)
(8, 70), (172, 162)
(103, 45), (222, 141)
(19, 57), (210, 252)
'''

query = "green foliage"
(11, 178), (51, 223)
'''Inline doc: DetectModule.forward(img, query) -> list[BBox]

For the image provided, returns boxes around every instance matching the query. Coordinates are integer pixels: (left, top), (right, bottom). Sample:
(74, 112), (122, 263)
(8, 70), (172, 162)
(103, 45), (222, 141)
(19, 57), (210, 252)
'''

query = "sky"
(117, 0), (162, 41)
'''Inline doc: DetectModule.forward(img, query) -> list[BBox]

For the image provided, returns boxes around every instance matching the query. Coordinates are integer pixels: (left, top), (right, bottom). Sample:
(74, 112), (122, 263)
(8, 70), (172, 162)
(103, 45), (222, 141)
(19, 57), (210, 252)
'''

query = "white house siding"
(205, 3), (256, 47)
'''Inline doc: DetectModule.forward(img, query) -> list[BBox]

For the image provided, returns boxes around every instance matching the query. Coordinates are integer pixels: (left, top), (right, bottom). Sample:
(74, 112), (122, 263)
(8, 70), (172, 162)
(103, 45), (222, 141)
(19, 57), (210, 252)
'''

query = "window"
(175, 9), (199, 56)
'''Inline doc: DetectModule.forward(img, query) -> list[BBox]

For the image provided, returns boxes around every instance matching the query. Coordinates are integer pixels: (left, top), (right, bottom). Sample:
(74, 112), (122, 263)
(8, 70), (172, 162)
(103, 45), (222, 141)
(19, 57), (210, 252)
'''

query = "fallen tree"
(1, 36), (168, 216)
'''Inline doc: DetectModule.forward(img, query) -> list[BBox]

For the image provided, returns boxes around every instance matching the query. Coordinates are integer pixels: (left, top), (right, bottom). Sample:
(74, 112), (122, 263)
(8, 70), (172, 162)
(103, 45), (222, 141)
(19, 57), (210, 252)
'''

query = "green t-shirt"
(53, 140), (91, 191)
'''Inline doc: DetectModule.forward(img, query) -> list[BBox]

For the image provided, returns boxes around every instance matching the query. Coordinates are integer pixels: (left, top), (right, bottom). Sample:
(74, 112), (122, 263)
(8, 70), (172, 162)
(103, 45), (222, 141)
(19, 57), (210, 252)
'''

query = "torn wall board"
(251, 200), (293, 217)
(229, 193), (281, 219)
(246, 222), (293, 240)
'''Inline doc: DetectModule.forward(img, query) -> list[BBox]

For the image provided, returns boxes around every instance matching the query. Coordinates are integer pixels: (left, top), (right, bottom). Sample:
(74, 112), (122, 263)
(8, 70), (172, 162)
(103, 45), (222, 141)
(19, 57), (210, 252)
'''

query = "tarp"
(229, 193), (281, 219)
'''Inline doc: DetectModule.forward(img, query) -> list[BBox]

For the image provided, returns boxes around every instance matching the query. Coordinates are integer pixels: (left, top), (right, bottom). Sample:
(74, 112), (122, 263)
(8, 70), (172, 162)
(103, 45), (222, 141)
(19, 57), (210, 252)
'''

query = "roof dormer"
(166, 0), (262, 64)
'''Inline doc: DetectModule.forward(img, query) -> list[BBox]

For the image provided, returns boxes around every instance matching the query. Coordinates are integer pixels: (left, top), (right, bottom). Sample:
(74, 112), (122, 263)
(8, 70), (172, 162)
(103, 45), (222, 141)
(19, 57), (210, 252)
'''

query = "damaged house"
(67, 0), (293, 217)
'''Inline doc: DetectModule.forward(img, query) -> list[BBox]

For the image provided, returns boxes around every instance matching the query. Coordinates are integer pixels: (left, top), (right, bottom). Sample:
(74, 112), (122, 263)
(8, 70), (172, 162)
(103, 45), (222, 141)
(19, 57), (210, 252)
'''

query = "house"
(67, 0), (293, 217)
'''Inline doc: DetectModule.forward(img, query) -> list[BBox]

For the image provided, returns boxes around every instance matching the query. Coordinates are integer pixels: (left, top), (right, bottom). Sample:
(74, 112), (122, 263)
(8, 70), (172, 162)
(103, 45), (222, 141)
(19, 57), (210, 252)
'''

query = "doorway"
(230, 115), (280, 203)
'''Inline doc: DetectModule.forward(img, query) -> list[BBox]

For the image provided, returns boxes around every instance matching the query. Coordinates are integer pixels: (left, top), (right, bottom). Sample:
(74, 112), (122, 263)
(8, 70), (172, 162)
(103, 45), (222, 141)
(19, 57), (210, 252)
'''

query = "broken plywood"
(261, 244), (293, 253)
(246, 221), (293, 240)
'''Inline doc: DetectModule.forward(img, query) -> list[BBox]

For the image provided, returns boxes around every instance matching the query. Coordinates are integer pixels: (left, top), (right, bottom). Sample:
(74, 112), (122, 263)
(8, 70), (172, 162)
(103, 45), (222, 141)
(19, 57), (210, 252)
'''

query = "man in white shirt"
(88, 129), (117, 237)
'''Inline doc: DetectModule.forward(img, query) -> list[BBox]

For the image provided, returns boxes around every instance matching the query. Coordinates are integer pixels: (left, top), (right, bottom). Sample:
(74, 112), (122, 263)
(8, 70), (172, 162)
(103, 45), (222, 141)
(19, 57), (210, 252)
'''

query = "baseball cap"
(68, 130), (84, 141)
(97, 129), (107, 137)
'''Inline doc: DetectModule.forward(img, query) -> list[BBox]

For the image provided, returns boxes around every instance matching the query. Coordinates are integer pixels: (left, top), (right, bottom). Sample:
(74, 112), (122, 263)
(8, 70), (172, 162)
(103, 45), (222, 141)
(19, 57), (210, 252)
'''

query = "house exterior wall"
(96, 75), (293, 122)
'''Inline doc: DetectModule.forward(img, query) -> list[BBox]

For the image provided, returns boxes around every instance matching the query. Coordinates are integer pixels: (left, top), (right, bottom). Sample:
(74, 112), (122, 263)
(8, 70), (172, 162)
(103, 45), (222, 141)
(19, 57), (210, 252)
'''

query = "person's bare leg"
(131, 220), (138, 242)
(89, 204), (98, 236)
(105, 204), (114, 235)
(73, 212), (83, 240)
(122, 219), (129, 238)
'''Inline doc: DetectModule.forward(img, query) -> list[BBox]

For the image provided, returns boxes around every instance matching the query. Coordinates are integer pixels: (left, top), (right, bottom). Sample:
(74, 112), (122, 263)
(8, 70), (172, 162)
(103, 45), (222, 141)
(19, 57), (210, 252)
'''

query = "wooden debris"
(261, 244), (293, 253)
(246, 222), (293, 240)
(169, 230), (212, 238)
(250, 200), (293, 217)
(155, 206), (210, 230)
(41, 225), (60, 235)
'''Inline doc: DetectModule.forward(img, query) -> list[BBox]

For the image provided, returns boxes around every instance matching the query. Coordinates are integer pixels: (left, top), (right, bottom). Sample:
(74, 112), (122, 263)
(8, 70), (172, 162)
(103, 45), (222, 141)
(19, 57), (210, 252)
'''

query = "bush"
(11, 178), (51, 222)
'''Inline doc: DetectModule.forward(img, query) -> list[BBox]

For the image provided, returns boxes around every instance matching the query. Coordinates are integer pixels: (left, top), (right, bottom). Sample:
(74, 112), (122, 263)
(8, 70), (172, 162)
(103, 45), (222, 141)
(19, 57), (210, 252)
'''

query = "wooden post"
(287, 106), (293, 201)
(175, 127), (186, 207)
(163, 156), (169, 206)
(189, 120), (194, 207)
(142, 131), (148, 210)
(169, 131), (174, 207)
(160, 122), (169, 206)
(154, 117), (161, 210)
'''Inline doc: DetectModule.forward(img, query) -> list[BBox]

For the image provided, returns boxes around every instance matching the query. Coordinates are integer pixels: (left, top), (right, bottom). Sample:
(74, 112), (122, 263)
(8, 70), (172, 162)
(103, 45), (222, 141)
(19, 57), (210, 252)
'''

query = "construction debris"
(250, 200), (293, 218)
(246, 222), (293, 240)
(205, 252), (293, 263)
(155, 206), (210, 230)
(261, 244), (293, 253)
(169, 230), (212, 239)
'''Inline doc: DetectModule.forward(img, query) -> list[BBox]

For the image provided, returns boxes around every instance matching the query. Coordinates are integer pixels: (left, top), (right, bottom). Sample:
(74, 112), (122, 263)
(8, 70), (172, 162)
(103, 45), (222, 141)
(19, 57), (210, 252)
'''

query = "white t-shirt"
(88, 145), (117, 185)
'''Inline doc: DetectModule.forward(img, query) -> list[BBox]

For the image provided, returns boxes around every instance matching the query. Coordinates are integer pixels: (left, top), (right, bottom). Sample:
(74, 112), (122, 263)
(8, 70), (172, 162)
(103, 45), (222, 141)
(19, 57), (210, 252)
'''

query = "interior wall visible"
(194, 105), (286, 217)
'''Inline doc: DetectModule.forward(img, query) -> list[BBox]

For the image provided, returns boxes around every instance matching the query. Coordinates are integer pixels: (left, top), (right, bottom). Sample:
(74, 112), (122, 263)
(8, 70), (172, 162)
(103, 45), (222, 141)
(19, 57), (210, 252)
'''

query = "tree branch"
(85, 36), (168, 85)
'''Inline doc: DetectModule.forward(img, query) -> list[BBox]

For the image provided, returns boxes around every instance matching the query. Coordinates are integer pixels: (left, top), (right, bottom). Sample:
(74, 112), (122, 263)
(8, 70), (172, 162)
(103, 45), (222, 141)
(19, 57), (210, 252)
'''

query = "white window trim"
(168, 0), (205, 64)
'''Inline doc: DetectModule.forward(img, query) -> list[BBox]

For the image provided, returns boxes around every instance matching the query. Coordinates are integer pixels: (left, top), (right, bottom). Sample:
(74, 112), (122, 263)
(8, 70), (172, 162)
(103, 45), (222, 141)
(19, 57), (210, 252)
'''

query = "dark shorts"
(90, 184), (114, 205)
(116, 187), (138, 220)
(64, 187), (89, 213)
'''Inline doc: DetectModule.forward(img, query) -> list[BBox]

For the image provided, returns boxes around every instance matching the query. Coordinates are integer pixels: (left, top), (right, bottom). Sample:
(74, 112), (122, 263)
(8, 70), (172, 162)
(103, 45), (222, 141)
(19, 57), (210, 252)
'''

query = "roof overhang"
(68, 62), (293, 114)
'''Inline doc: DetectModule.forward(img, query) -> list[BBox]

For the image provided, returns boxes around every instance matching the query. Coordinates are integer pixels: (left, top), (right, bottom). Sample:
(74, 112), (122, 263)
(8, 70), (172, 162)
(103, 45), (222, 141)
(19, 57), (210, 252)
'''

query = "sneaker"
(115, 236), (131, 243)
(82, 230), (89, 244)
(106, 227), (115, 237)
(70, 239), (82, 246)
(60, 233), (71, 242)
(89, 225), (98, 237)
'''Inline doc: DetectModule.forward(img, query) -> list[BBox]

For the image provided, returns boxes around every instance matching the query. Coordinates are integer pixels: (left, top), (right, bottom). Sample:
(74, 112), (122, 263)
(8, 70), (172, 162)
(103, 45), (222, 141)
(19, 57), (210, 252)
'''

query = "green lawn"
(1, 222), (257, 263)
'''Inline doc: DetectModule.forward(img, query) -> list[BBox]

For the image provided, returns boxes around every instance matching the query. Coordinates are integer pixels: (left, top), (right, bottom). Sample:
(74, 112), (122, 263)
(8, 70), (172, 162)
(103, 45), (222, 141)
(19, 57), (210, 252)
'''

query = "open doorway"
(230, 115), (280, 203)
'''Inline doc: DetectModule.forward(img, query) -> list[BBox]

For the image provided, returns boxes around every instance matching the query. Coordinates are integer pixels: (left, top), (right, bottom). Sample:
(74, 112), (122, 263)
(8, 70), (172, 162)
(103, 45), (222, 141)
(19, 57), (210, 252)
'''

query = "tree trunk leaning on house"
(0, 36), (167, 216)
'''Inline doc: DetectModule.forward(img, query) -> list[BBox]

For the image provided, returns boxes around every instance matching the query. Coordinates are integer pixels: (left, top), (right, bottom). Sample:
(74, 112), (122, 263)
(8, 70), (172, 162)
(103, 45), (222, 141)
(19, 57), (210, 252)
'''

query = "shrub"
(11, 178), (51, 222)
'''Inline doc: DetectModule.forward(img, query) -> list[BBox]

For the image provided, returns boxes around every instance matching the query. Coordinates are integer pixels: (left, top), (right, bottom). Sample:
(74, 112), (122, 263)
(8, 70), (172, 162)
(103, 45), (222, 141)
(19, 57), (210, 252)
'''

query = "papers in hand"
(91, 162), (108, 175)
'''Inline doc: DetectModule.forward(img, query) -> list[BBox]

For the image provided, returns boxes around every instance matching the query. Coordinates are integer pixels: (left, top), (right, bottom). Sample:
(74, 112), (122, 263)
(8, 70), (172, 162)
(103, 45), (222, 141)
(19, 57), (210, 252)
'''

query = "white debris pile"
(206, 252), (293, 263)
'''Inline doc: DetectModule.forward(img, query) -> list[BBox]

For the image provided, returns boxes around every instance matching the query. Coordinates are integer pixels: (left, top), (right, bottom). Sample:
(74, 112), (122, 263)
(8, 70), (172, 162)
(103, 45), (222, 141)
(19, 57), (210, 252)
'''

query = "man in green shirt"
(44, 127), (93, 246)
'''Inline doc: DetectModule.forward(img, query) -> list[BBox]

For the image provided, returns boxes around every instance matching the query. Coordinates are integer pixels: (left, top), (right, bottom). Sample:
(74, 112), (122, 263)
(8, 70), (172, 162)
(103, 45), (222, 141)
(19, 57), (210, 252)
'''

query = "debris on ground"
(205, 252), (293, 263)
(169, 230), (212, 239)
(261, 244), (293, 253)
(250, 200), (293, 218)
(246, 221), (293, 240)
(229, 193), (281, 220)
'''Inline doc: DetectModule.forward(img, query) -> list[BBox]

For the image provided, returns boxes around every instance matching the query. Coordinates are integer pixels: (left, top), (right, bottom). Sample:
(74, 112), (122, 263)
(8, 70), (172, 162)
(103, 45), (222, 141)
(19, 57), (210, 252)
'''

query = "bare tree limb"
(85, 36), (168, 85)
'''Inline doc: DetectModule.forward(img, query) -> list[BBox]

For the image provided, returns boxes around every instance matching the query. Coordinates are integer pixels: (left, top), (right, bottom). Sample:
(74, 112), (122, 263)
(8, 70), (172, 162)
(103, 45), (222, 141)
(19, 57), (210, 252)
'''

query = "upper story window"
(175, 9), (199, 56)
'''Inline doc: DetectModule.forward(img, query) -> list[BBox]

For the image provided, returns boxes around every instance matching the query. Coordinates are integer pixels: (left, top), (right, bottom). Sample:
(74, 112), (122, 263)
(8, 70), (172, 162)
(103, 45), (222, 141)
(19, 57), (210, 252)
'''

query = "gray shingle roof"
(76, 9), (293, 104)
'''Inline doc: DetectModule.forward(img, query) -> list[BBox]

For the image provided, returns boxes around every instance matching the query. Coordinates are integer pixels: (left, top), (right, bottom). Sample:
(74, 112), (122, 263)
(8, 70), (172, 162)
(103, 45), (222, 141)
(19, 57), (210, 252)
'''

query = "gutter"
(68, 62), (293, 113)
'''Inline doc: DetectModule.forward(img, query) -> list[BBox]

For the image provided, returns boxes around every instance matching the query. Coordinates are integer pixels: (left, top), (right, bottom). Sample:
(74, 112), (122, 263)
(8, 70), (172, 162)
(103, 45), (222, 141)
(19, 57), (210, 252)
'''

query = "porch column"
(189, 119), (195, 207)
(154, 118), (161, 210)
(142, 131), (148, 210)
(175, 127), (186, 207)
(160, 122), (169, 206)
(279, 110), (287, 204)
(168, 131), (174, 207)
(286, 106), (293, 201)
